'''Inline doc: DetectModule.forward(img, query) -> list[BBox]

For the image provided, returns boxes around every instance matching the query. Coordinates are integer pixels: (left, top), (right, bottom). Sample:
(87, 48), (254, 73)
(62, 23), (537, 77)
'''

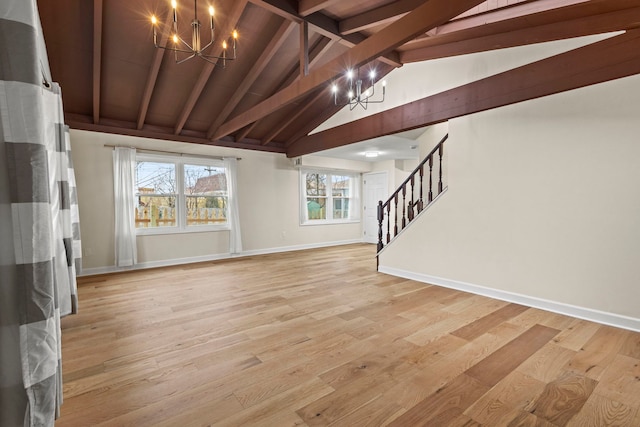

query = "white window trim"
(299, 168), (361, 226)
(135, 153), (230, 235)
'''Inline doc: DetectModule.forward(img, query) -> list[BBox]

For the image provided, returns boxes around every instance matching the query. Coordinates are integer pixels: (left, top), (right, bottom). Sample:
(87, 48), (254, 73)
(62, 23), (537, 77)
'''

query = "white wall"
(312, 33), (618, 134)
(379, 73), (640, 326)
(71, 130), (368, 273)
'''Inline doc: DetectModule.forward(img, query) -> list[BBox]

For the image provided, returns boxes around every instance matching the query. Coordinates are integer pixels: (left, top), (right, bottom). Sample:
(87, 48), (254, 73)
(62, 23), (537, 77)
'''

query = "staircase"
(377, 134), (448, 254)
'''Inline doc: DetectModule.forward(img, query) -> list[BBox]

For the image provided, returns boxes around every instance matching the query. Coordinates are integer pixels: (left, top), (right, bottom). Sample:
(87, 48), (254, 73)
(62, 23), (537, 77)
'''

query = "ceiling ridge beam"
(173, 0), (248, 136)
(206, 19), (296, 140)
(249, 0), (402, 67)
(214, 0), (487, 140)
(299, 0), (341, 17)
(137, 8), (173, 130)
(339, 0), (429, 35)
(288, 29), (640, 157)
(93, 0), (103, 125)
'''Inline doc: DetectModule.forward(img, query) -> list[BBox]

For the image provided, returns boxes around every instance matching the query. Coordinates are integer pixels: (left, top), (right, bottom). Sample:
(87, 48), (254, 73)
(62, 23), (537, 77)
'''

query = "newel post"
(377, 201), (384, 252)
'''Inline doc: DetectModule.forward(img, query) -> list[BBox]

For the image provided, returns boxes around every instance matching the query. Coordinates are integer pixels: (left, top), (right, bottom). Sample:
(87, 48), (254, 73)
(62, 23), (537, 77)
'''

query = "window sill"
(136, 225), (230, 236)
(300, 219), (361, 227)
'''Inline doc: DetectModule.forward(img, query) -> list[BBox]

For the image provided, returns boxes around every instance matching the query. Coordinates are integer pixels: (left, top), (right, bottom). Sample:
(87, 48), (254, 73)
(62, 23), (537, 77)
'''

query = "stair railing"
(377, 134), (448, 253)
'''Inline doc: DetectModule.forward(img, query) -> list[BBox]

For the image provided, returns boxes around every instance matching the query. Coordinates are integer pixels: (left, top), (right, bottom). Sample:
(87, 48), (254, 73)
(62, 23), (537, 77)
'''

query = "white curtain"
(223, 157), (242, 254)
(300, 171), (310, 223)
(349, 174), (361, 220)
(113, 147), (137, 267)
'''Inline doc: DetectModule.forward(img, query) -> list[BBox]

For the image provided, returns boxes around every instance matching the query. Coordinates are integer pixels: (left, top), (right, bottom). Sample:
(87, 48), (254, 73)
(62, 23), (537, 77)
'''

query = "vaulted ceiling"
(38, 0), (640, 157)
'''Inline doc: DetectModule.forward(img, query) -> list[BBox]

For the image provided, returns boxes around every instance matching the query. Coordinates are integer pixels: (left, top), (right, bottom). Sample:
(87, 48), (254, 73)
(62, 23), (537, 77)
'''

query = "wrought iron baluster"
(401, 185), (406, 229)
(377, 201), (384, 252)
(438, 144), (444, 194)
(386, 203), (391, 243)
(428, 154), (434, 203)
(394, 193), (398, 237)
(418, 164), (424, 213)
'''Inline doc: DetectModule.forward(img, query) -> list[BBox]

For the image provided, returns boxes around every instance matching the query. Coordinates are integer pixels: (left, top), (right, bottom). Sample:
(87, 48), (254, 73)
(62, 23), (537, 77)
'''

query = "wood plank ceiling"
(38, 0), (640, 157)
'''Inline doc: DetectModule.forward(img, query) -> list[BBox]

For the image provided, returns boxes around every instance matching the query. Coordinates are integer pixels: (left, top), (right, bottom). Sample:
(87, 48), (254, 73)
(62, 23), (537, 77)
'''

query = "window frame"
(135, 153), (229, 235)
(300, 168), (361, 226)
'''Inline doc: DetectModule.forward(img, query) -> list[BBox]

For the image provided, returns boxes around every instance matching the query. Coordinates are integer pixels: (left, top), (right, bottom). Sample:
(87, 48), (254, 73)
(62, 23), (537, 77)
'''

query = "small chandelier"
(331, 68), (386, 110)
(151, 0), (238, 66)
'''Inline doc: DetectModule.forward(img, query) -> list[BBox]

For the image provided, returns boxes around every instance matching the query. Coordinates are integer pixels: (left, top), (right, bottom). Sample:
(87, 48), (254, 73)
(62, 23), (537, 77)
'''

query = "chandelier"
(151, 0), (238, 66)
(331, 68), (386, 110)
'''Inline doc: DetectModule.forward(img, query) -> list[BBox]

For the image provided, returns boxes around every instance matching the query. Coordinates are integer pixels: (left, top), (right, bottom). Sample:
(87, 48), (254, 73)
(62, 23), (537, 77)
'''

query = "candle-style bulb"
(172, 34), (178, 43)
(171, 0), (177, 8)
(232, 30), (238, 39)
(222, 40), (227, 49)
(209, 5), (214, 16)
(151, 15), (157, 25)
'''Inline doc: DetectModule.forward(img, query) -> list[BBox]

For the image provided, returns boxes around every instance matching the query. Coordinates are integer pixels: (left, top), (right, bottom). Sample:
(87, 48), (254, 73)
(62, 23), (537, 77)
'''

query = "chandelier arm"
(175, 52), (197, 64)
(198, 51), (237, 61)
(153, 44), (199, 55)
(175, 33), (193, 51)
(200, 38), (214, 52)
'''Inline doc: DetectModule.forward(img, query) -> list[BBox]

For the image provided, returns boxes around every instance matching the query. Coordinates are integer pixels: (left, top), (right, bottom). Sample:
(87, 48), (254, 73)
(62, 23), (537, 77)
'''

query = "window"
(135, 154), (228, 233)
(301, 170), (360, 224)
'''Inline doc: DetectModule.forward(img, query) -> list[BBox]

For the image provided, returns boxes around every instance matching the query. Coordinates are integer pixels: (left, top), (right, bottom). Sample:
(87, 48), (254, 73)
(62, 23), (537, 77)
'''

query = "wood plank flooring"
(58, 244), (640, 426)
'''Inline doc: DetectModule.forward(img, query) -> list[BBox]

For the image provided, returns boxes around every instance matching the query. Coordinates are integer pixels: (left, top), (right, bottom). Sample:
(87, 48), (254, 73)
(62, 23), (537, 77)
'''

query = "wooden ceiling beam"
(137, 9), (173, 130)
(287, 29), (640, 157)
(250, 0), (402, 67)
(215, 0), (486, 140)
(299, 0), (341, 17)
(339, 0), (428, 35)
(233, 36), (336, 142)
(65, 113), (286, 153)
(401, 0), (633, 51)
(205, 20), (296, 140)
(260, 89), (324, 145)
(92, 0), (103, 125)
(401, 6), (640, 63)
(300, 21), (309, 77)
(173, 0), (248, 135)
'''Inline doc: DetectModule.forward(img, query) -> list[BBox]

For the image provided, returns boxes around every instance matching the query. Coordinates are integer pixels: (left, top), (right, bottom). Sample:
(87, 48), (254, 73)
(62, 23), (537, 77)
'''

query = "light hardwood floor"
(59, 244), (640, 426)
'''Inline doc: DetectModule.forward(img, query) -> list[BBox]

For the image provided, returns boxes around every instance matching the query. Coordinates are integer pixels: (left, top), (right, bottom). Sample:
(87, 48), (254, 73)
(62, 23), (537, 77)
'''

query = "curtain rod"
(103, 144), (241, 161)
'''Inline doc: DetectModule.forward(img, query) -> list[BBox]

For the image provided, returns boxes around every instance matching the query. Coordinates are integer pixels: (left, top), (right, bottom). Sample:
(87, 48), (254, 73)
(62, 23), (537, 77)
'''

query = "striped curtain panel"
(0, 1), (81, 425)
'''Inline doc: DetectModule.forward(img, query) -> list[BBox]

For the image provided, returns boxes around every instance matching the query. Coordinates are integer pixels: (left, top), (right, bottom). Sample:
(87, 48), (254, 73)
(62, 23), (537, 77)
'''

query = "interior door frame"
(363, 171), (388, 244)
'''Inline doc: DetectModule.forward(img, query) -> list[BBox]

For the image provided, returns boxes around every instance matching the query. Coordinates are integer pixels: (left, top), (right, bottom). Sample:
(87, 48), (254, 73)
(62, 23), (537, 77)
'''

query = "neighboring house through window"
(135, 153), (228, 234)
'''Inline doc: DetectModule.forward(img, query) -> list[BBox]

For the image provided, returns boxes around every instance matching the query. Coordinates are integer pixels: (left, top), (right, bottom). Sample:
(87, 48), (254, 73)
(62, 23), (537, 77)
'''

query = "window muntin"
(135, 154), (228, 234)
(301, 170), (359, 224)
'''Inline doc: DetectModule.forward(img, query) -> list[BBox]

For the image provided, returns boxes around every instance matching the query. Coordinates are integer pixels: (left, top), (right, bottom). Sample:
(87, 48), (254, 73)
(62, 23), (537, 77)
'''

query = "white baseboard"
(378, 266), (640, 333)
(79, 239), (365, 277)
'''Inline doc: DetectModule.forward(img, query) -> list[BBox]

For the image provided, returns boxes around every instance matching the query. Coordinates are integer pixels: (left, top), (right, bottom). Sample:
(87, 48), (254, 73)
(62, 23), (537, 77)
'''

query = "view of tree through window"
(135, 161), (177, 228)
(305, 173), (327, 220)
(134, 156), (228, 231)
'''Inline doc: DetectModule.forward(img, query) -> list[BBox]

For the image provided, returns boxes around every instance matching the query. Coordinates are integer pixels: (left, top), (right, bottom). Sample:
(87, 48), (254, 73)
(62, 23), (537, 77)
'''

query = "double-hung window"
(300, 169), (360, 224)
(135, 153), (228, 234)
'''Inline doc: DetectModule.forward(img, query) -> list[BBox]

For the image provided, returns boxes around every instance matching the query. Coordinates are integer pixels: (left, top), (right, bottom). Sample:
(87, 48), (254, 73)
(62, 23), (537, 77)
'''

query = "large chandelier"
(332, 68), (386, 110)
(151, 0), (238, 66)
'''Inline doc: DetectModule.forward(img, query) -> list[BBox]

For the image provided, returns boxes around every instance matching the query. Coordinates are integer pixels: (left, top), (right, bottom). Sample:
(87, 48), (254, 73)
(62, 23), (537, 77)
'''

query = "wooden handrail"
(377, 133), (448, 253)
